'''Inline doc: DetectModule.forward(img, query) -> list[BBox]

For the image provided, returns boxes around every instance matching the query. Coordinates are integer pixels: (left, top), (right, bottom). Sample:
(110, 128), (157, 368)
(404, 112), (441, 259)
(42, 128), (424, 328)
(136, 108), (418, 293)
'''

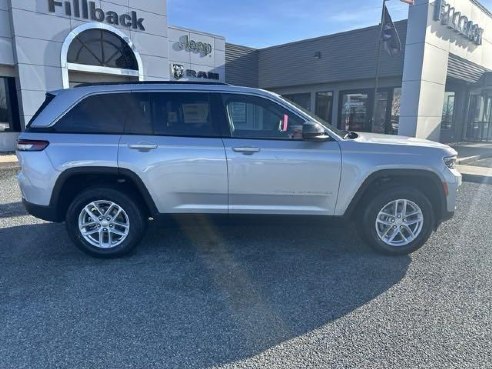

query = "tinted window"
(223, 94), (305, 140)
(152, 93), (218, 137)
(56, 93), (152, 134)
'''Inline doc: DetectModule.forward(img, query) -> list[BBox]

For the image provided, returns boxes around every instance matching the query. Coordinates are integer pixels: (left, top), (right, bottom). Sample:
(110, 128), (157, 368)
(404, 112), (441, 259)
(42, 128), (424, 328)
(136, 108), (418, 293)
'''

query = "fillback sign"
(434, 0), (484, 45)
(48, 0), (145, 31)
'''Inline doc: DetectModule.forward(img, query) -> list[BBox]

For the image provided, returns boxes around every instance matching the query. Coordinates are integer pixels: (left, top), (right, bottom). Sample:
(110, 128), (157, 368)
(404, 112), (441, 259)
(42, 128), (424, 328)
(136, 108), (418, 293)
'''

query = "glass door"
(466, 93), (492, 142)
(440, 91), (456, 143)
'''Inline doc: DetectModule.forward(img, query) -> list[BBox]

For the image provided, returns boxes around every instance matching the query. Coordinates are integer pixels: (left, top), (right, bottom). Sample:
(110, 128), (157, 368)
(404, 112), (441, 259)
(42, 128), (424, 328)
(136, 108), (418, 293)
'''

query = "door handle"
(232, 147), (261, 155)
(128, 143), (158, 151)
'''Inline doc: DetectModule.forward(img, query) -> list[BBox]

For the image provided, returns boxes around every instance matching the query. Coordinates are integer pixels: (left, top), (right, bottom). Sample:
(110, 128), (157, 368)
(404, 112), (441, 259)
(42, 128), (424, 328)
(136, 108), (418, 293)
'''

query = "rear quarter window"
(54, 93), (152, 134)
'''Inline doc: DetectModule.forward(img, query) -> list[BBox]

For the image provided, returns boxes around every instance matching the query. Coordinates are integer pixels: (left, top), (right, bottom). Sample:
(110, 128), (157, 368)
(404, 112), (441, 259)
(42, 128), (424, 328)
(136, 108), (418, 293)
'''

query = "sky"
(168, 0), (492, 48)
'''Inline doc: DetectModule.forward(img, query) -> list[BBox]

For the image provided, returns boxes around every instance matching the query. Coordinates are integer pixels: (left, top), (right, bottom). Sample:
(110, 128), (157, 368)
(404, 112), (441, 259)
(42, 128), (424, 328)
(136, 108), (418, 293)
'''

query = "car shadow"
(0, 216), (410, 369)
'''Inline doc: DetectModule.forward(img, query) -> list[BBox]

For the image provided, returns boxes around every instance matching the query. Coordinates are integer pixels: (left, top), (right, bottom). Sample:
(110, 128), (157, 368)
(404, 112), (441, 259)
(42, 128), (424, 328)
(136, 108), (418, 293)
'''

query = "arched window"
(67, 29), (138, 70)
(61, 23), (143, 88)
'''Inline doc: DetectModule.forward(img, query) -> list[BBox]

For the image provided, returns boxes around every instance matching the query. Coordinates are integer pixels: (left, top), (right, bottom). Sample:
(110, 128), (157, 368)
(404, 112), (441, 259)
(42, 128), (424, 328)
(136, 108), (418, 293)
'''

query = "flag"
(381, 4), (402, 57)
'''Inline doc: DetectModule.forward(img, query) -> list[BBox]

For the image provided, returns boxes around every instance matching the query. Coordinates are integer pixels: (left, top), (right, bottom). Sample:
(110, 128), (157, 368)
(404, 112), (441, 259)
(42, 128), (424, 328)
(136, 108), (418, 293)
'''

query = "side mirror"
(302, 122), (329, 141)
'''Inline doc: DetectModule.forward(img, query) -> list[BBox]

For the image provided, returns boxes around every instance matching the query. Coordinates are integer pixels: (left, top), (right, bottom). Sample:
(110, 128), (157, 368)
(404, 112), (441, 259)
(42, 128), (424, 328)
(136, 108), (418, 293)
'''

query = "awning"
(477, 72), (492, 87)
(447, 54), (489, 84)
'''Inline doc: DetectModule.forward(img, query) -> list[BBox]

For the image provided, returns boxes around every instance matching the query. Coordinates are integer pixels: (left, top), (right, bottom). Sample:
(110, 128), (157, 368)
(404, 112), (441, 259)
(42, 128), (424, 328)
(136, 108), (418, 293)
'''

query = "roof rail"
(74, 81), (229, 88)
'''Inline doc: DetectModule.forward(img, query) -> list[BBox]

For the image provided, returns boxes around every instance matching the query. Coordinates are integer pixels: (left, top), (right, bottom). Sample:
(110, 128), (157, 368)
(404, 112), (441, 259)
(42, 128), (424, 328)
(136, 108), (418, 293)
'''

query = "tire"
(359, 186), (435, 255)
(66, 187), (147, 258)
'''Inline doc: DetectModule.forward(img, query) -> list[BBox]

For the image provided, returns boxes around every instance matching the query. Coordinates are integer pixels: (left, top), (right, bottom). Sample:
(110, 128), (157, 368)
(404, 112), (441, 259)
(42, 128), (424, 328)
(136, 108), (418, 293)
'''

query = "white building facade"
(400, 0), (492, 141)
(0, 0), (225, 151)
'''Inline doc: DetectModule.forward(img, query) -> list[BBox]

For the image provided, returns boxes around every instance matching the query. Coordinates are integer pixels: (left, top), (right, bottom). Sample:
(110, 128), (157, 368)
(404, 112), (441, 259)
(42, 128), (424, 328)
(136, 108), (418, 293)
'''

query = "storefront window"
(340, 91), (370, 131)
(283, 93), (311, 111)
(0, 78), (20, 132)
(315, 91), (334, 124)
(441, 92), (456, 130)
(466, 94), (492, 142)
(373, 90), (389, 134)
(390, 88), (401, 135)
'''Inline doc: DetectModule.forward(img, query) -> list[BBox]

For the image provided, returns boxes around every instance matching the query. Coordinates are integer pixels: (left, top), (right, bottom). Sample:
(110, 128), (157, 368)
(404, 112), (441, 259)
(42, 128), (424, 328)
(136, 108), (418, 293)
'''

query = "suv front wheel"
(66, 187), (146, 258)
(359, 187), (435, 255)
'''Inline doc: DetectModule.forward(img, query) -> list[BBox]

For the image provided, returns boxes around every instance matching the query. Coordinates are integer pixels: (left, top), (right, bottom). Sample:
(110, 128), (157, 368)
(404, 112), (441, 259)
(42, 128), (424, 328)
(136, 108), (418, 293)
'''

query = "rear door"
(220, 93), (342, 215)
(118, 92), (229, 214)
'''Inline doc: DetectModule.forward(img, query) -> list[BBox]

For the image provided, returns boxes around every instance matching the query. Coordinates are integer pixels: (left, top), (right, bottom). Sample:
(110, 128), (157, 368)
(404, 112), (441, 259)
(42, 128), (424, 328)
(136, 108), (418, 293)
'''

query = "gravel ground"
(0, 169), (491, 369)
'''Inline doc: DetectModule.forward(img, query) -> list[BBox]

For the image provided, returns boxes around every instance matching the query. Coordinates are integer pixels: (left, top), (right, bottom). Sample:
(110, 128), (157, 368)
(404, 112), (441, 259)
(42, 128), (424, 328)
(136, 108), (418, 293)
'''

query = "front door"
(118, 92), (228, 214)
(466, 93), (492, 142)
(221, 93), (342, 215)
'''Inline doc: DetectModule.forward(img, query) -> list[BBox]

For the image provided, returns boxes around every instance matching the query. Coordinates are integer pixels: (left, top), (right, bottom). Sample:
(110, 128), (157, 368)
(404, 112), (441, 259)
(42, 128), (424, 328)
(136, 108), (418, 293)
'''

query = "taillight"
(16, 139), (50, 151)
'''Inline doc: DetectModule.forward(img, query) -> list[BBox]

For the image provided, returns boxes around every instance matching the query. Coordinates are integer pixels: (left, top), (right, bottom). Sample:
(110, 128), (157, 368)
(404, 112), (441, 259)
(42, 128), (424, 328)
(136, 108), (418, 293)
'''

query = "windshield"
(278, 95), (346, 138)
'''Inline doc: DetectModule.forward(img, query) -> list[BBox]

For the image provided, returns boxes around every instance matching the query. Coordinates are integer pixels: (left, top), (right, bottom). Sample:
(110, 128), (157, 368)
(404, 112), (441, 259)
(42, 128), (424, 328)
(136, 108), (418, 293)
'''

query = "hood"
(353, 132), (456, 153)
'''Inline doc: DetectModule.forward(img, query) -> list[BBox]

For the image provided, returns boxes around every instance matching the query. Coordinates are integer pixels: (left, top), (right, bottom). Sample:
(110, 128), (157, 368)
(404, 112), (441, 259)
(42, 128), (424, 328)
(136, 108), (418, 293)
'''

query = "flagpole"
(371, 0), (388, 133)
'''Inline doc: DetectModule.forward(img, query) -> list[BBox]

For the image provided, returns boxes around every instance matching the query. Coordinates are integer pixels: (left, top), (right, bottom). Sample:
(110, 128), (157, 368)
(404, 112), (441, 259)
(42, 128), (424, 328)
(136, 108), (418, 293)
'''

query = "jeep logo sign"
(434, 0), (484, 45)
(175, 35), (213, 57)
(48, 0), (145, 31)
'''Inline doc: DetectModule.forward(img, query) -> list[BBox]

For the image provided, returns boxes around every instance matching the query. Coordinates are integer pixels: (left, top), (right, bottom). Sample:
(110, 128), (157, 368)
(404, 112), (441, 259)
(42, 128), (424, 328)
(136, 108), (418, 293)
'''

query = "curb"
(461, 173), (492, 185)
(457, 164), (492, 184)
(457, 153), (492, 165)
(0, 154), (19, 171)
(0, 163), (19, 171)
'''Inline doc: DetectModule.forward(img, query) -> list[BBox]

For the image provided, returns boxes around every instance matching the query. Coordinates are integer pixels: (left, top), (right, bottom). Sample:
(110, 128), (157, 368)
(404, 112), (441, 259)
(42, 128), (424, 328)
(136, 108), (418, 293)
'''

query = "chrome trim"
(61, 22), (144, 89)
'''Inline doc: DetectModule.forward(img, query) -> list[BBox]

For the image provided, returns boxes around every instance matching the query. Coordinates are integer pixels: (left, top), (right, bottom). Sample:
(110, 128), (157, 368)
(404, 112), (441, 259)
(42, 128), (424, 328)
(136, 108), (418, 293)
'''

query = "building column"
(399, 0), (449, 141)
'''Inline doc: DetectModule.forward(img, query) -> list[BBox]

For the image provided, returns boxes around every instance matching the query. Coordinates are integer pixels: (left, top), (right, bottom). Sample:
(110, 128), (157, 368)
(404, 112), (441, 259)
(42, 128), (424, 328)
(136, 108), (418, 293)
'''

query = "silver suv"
(17, 82), (461, 257)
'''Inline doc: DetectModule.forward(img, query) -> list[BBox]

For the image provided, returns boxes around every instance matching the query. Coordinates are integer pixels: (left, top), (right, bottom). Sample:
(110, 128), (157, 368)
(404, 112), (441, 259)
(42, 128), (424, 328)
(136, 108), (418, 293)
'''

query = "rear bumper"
(22, 199), (62, 222)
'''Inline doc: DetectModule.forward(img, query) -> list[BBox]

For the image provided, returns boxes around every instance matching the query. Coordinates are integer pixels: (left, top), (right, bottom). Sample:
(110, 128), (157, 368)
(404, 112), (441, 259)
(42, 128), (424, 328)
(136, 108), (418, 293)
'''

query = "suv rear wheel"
(66, 187), (146, 258)
(359, 187), (435, 255)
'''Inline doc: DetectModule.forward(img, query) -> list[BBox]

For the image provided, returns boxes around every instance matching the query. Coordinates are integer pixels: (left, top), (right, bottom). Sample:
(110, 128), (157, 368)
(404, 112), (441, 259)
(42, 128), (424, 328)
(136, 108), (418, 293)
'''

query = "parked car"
(16, 82), (461, 257)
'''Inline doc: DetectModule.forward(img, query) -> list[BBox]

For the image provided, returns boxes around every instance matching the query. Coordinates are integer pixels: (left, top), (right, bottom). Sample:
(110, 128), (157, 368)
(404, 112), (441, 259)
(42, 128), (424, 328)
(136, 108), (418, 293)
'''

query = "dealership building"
(226, 0), (492, 144)
(1, 0), (492, 152)
(0, 0), (225, 151)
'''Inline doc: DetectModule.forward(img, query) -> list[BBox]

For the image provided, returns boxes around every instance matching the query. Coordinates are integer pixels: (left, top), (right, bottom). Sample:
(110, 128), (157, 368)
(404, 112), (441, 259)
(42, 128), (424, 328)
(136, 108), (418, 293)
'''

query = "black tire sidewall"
(66, 187), (146, 258)
(361, 187), (435, 255)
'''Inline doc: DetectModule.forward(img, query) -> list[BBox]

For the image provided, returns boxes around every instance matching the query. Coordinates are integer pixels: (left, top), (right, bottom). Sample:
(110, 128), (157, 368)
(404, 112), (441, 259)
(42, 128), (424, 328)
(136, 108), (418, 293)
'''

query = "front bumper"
(445, 168), (462, 213)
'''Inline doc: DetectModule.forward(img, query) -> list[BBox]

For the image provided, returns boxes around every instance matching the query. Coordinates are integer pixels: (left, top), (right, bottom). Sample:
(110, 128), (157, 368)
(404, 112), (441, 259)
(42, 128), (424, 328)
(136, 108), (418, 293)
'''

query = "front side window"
(55, 93), (151, 134)
(223, 94), (305, 140)
(152, 93), (219, 137)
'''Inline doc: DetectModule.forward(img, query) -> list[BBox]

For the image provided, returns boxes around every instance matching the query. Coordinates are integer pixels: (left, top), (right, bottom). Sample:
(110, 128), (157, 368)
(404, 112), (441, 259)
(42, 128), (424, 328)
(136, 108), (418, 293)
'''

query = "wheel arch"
(344, 169), (447, 226)
(50, 167), (159, 222)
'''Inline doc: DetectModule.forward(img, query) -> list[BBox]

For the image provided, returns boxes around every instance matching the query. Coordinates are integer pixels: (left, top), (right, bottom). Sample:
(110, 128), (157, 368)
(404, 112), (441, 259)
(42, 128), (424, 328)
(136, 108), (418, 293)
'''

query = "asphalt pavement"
(0, 168), (491, 369)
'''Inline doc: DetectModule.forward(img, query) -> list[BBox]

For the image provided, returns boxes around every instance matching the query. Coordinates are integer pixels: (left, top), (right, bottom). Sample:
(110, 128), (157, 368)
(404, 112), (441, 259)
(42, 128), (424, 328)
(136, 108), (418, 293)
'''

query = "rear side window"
(27, 93), (55, 129)
(152, 93), (219, 137)
(55, 93), (152, 134)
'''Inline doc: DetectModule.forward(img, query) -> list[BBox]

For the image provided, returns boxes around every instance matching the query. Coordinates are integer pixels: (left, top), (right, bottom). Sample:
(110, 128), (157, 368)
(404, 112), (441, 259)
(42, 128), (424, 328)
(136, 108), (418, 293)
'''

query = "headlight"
(443, 156), (457, 169)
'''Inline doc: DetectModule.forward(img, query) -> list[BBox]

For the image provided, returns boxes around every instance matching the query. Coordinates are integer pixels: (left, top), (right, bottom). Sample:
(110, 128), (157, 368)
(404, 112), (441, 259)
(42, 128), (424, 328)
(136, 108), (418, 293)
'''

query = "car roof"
(58, 82), (274, 96)
(32, 83), (280, 128)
